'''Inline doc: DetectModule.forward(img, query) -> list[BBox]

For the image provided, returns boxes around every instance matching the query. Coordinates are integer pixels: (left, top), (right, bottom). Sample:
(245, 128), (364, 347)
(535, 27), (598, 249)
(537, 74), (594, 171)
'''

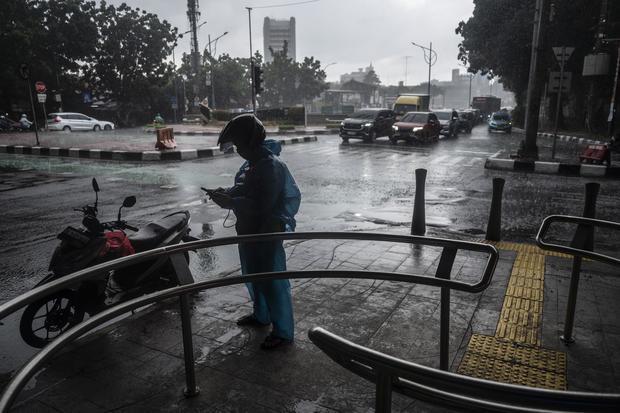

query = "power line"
(248, 0), (319, 9)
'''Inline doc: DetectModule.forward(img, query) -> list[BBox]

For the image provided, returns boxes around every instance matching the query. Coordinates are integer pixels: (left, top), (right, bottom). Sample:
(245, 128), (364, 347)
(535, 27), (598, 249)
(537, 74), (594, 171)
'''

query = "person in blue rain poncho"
(207, 114), (300, 350)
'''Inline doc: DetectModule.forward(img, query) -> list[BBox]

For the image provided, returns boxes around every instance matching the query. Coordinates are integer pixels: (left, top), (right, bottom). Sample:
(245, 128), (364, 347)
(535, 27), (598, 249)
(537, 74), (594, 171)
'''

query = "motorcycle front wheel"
(20, 290), (85, 348)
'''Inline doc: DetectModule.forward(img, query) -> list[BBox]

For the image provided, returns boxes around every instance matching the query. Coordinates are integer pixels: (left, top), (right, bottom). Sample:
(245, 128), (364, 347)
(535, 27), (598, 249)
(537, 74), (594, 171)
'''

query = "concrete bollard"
(485, 178), (506, 241)
(411, 168), (427, 236)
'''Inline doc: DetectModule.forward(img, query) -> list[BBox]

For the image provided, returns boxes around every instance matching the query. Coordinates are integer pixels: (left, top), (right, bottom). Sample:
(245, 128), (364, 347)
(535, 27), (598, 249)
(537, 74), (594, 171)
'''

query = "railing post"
(561, 183), (599, 344)
(435, 247), (457, 370)
(375, 371), (392, 413)
(485, 178), (505, 241)
(170, 253), (200, 397)
(411, 168), (427, 236)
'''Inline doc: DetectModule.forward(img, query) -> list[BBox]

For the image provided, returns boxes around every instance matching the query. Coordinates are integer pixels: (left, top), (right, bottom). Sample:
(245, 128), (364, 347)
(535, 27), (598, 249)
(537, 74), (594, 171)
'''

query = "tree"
(363, 69), (381, 86)
(261, 42), (327, 107)
(455, 0), (612, 129)
(0, 0), (98, 116)
(84, 2), (177, 125)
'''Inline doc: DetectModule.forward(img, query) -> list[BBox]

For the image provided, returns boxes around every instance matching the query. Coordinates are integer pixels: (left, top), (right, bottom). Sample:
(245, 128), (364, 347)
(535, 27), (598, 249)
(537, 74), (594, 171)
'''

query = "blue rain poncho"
(225, 140), (301, 341)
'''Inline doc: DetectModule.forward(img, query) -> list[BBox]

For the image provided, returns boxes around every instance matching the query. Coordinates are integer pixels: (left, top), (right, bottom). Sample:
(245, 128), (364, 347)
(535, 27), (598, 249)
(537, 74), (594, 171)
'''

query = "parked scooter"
(19, 178), (196, 348)
(0, 113), (22, 132)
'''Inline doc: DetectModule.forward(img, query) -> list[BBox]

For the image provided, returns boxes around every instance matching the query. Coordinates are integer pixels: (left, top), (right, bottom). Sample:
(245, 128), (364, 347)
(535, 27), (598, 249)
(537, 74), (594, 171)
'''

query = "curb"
(537, 132), (604, 145)
(512, 129), (605, 145)
(484, 151), (620, 178)
(0, 136), (318, 163)
(143, 128), (339, 136)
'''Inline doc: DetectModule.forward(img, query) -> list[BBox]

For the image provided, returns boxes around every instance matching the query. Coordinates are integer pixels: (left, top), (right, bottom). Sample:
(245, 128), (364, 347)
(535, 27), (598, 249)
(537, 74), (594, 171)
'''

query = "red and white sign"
(35, 81), (46, 93)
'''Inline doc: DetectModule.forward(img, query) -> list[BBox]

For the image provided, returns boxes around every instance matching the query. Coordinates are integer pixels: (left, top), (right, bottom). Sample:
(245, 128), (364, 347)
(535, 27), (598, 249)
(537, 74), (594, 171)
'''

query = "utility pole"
(404, 56), (413, 86)
(209, 34), (215, 109)
(521, 0), (547, 159)
(246, 7), (256, 112)
(187, 0), (201, 113)
(468, 74), (473, 107)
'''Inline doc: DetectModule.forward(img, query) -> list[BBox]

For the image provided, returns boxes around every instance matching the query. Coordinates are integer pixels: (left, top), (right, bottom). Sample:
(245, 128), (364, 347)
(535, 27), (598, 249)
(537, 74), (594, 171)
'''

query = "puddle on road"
(337, 210), (452, 228)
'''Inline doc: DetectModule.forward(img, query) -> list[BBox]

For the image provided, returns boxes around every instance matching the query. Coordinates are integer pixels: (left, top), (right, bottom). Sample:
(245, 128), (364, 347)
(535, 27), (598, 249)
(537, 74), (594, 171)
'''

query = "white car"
(47, 112), (115, 132)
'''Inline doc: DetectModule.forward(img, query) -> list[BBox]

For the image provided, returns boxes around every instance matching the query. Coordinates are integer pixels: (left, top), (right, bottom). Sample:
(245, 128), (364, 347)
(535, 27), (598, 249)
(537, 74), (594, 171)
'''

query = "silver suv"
(47, 112), (115, 132)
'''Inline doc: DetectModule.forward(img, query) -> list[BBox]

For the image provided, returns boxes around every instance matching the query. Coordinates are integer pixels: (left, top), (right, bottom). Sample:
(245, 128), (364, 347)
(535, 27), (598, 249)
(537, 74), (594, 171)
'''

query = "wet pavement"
(1, 125), (620, 411)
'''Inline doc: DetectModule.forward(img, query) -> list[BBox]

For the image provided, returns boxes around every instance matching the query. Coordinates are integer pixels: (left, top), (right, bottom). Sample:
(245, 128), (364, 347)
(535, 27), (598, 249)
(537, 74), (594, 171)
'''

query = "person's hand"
(209, 190), (233, 209)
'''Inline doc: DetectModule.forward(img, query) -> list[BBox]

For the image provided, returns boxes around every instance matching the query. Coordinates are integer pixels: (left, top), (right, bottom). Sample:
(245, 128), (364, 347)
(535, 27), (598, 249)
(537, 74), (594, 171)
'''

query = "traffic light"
(253, 65), (264, 95)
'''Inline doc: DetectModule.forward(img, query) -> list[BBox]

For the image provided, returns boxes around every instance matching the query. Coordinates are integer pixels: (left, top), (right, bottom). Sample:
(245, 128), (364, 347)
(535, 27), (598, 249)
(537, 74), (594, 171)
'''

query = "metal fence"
(0, 231), (499, 412)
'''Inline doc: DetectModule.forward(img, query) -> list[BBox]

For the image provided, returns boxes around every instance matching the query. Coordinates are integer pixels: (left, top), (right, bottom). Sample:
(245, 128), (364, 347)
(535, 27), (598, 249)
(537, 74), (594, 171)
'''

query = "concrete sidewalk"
(0, 129), (318, 162)
(3, 229), (620, 412)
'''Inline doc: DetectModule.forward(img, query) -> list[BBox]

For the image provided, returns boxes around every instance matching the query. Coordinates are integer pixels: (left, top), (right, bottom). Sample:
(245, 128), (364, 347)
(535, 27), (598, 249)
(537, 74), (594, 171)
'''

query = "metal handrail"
(536, 215), (620, 268)
(308, 327), (620, 413)
(0, 231), (499, 412)
(536, 215), (620, 344)
(0, 232), (498, 320)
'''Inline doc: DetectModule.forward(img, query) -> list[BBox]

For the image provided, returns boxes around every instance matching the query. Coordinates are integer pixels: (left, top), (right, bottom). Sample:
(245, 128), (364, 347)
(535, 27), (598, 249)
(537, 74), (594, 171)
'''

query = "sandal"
(260, 334), (293, 351)
(236, 314), (269, 327)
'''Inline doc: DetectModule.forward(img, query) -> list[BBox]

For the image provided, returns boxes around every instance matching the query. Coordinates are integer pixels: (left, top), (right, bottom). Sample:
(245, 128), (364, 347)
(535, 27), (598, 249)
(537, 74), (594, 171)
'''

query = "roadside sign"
(37, 93), (47, 103)
(553, 47), (574, 65)
(171, 102), (178, 110)
(35, 81), (46, 93)
(54, 93), (62, 102)
(549, 71), (572, 93)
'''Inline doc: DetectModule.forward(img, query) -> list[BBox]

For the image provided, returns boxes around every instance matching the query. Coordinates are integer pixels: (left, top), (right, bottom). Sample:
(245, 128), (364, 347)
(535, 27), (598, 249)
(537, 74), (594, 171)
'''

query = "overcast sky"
(108, 0), (476, 85)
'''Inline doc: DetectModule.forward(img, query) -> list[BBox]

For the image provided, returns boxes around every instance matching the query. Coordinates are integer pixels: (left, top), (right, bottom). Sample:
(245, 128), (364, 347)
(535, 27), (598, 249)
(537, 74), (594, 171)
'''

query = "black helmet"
(218, 113), (266, 148)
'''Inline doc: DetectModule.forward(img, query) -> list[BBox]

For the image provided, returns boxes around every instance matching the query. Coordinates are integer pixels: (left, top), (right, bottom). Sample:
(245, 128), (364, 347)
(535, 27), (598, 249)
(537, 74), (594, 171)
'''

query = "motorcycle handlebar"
(100, 221), (138, 232)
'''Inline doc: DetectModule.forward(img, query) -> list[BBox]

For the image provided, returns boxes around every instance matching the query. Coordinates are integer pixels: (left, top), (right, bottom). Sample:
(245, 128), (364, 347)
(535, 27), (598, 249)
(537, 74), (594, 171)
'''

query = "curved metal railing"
(536, 215), (620, 344)
(0, 231), (498, 412)
(308, 327), (620, 413)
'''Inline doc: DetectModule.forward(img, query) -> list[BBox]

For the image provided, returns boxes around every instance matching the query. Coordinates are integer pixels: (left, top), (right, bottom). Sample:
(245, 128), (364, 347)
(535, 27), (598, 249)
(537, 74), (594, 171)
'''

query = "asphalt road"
(1, 125), (619, 372)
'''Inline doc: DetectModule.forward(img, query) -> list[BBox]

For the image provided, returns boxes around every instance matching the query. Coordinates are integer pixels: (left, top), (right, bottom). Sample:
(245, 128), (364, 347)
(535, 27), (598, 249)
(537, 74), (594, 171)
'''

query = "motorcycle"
(19, 178), (196, 348)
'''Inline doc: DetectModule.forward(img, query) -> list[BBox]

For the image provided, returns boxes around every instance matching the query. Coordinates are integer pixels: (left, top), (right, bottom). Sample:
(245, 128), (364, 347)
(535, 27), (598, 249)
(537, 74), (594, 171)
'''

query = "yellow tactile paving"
(458, 335), (566, 390)
(483, 240), (573, 258)
(458, 241), (569, 389)
(496, 250), (545, 345)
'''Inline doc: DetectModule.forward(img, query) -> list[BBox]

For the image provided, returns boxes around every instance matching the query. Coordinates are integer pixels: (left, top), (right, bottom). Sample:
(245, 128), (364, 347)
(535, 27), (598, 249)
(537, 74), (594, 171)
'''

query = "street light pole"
(411, 41), (437, 102)
(205, 31), (228, 109)
(246, 7), (256, 112)
(427, 42), (432, 97)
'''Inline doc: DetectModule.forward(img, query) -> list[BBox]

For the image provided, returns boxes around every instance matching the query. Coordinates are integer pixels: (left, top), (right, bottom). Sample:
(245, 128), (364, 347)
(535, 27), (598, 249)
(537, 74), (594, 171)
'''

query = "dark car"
(488, 111), (512, 133)
(339, 109), (395, 143)
(434, 110), (459, 138)
(457, 110), (475, 133)
(390, 112), (441, 144)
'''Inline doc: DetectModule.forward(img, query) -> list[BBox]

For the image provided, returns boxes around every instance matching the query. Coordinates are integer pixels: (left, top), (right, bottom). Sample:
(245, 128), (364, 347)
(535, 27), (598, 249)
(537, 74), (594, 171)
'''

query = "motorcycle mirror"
(92, 178), (100, 193)
(122, 196), (136, 208)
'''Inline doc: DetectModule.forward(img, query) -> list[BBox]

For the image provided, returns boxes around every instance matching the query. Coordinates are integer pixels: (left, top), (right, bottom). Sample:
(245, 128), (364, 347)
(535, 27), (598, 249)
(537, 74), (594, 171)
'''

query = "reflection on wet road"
(1, 126), (620, 301)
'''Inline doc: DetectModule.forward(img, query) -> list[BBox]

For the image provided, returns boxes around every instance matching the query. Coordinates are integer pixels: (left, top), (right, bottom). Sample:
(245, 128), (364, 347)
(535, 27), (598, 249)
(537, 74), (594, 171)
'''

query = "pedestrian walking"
(206, 114), (300, 350)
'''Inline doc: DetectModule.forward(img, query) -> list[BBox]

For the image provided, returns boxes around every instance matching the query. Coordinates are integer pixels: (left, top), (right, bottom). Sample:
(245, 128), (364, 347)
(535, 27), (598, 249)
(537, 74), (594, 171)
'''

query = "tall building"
(263, 17), (296, 63)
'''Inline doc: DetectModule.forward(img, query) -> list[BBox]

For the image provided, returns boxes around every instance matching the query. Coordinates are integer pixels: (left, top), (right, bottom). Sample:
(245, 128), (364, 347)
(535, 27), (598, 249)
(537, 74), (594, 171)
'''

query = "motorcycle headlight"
(392, 125), (399, 131)
(413, 127), (423, 132)
(363, 122), (373, 128)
